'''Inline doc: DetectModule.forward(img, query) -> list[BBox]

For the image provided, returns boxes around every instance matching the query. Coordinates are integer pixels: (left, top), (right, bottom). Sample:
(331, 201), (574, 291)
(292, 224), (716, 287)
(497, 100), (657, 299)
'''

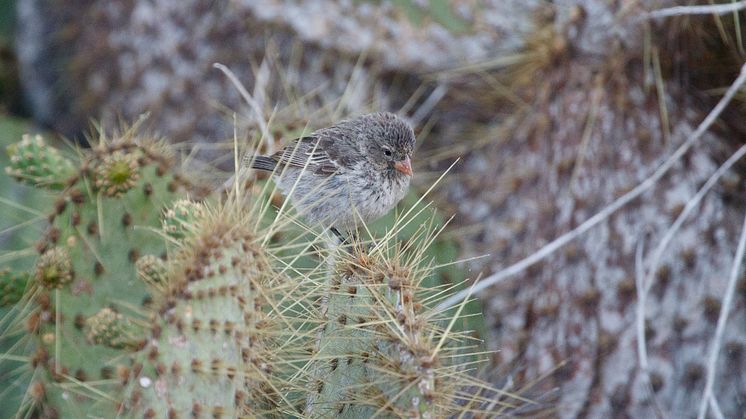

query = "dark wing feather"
(271, 136), (340, 175)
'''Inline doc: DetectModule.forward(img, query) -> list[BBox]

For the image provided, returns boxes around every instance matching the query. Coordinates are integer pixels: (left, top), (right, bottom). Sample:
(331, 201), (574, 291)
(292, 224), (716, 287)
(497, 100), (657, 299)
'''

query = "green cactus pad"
(126, 205), (285, 417)
(20, 130), (200, 417)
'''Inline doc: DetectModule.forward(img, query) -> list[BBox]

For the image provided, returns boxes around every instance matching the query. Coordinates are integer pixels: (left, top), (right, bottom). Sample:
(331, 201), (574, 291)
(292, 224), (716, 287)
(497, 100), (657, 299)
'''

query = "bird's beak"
(394, 156), (413, 176)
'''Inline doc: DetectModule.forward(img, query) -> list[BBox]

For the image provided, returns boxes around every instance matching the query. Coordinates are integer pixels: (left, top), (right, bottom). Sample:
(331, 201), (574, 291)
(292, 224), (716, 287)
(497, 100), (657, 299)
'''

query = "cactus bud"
(136, 255), (167, 286)
(85, 308), (140, 349)
(35, 247), (73, 289)
(6, 134), (75, 189)
(0, 269), (29, 306)
(94, 151), (140, 197)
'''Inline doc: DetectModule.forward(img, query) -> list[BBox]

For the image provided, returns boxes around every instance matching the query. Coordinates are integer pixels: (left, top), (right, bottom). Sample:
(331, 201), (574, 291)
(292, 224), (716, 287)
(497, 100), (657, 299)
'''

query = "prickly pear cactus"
(1, 126), (529, 418)
(125, 204), (286, 417)
(10, 128), (202, 417)
(306, 240), (520, 418)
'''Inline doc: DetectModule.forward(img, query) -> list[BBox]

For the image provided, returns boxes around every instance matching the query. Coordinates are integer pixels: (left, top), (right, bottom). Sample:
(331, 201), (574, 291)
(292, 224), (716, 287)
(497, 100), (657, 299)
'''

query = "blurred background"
(1, 1), (745, 417)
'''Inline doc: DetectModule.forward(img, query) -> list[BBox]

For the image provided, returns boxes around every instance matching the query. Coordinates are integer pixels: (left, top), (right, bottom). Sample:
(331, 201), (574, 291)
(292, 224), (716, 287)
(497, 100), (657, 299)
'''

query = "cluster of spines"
(305, 242), (507, 418)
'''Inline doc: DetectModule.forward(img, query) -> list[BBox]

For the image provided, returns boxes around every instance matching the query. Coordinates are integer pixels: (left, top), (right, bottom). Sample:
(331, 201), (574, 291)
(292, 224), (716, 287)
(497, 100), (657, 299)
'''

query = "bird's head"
(363, 112), (415, 177)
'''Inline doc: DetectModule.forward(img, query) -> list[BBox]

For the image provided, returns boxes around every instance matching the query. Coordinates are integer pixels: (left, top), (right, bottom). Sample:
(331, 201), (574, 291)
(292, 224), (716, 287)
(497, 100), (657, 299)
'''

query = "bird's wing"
(271, 136), (340, 175)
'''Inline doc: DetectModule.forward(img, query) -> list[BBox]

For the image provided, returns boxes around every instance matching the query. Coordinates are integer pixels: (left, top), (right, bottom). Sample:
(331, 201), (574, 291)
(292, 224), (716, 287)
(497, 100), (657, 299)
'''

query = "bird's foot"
(330, 227), (364, 254)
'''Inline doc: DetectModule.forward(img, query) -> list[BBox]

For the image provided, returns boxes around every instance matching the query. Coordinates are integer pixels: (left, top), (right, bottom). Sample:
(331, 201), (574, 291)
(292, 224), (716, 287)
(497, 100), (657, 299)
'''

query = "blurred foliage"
(0, 0), (14, 40)
(0, 0), (24, 116)
(362, 0), (471, 33)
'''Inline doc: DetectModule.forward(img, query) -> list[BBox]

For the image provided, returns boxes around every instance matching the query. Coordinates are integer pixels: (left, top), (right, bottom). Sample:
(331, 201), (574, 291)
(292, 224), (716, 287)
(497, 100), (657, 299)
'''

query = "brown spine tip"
(234, 390), (247, 406)
(94, 261), (105, 276)
(36, 292), (51, 309)
(70, 189), (85, 204)
(71, 211), (81, 226)
(74, 368), (88, 382)
(26, 312), (41, 333)
(171, 361), (182, 376)
(47, 227), (61, 244)
(116, 364), (131, 384)
(132, 362), (143, 377)
(191, 359), (202, 373)
(151, 323), (162, 339)
(31, 347), (49, 368)
(122, 212), (132, 227)
(54, 199), (67, 215)
(192, 401), (202, 417)
(30, 381), (45, 400)
(74, 313), (86, 330)
(210, 359), (221, 373)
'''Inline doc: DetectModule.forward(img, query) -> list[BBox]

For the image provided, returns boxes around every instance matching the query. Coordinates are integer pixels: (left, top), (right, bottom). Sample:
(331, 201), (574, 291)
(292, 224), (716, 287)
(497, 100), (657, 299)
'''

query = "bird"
(248, 112), (415, 241)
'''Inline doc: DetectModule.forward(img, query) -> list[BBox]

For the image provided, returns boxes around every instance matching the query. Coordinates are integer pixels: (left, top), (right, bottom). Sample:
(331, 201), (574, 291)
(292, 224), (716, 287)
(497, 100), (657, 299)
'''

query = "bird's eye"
(383, 149), (392, 157)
